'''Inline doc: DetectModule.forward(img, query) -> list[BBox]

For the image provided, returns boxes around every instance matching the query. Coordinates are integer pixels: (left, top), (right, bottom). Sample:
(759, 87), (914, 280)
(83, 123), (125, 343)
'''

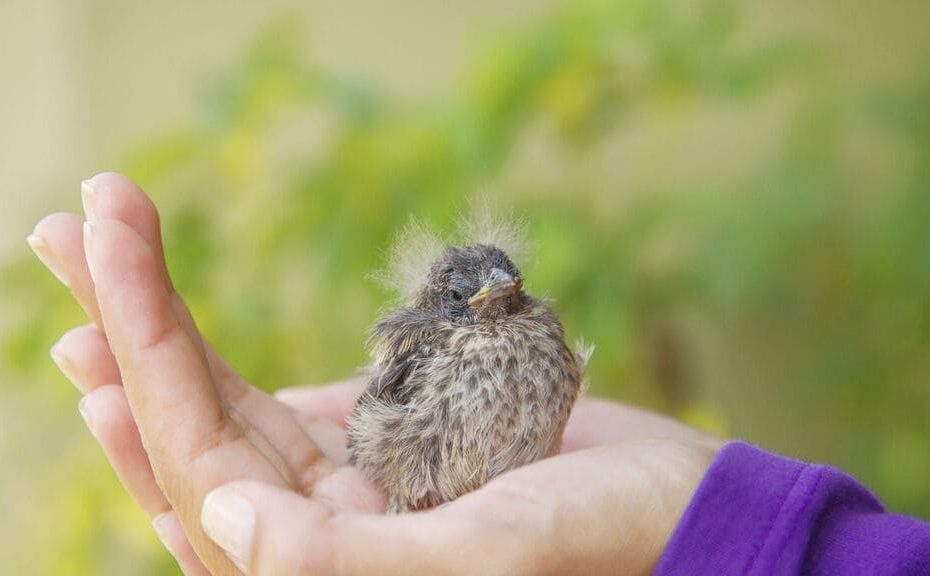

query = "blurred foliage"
(3, 0), (929, 573)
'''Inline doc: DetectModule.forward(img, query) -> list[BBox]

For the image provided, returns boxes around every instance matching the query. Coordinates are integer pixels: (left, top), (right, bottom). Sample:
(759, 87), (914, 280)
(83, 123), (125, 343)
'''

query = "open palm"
(31, 173), (720, 575)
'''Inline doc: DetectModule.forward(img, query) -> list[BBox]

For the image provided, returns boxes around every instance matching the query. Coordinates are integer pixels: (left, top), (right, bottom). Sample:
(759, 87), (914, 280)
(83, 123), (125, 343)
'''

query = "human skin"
(28, 173), (724, 576)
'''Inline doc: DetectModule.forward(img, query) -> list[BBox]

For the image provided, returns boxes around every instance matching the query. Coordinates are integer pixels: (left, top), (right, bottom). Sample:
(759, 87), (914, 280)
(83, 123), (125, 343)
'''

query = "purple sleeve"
(655, 441), (930, 575)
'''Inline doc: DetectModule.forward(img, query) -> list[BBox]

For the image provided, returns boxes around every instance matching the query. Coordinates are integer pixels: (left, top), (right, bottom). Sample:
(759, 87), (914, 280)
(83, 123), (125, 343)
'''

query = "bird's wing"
(367, 351), (418, 402)
(365, 307), (444, 403)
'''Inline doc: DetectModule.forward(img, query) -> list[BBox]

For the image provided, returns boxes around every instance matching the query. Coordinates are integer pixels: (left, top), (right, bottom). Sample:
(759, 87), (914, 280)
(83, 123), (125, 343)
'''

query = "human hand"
(30, 173), (723, 575)
(30, 173), (385, 575)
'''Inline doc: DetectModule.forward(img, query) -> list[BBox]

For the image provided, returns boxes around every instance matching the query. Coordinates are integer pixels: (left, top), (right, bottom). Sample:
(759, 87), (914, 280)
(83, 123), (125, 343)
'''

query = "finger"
(39, 208), (337, 493)
(27, 172), (175, 324)
(28, 212), (103, 323)
(84, 174), (210, 359)
(76, 364), (211, 575)
(290, 411), (348, 464)
(153, 511), (212, 576)
(32, 211), (204, 377)
(274, 379), (366, 429)
(201, 347), (341, 486)
(53, 324), (210, 572)
(79, 385), (171, 517)
(81, 173), (173, 289)
(561, 397), (724, 453)
(84, 218), (232, 463)
(222, 375), (344, 475)
(81, 174), (338, 481)
(50, 324), (120, 394)
(273, 379), (366, 462)
(201, 481), (491, 576)
(45, 324), (345, 512)
(85, 218), (287, 574)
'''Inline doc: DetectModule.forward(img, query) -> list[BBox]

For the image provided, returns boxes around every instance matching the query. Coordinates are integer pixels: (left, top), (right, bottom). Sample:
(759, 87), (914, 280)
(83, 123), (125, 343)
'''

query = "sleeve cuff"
(654, 441), (886, 575)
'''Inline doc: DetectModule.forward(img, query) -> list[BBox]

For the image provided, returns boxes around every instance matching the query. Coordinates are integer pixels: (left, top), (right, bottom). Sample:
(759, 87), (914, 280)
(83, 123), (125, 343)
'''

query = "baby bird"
(347, 238), (589, 513)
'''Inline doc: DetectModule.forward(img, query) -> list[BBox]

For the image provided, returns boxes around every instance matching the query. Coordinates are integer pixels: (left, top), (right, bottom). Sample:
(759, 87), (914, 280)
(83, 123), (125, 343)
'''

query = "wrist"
(548, 441), (718, 575)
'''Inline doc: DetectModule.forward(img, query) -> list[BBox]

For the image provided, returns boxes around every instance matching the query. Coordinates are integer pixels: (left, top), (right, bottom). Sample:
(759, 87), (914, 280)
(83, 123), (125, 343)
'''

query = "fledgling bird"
(347, 223), (590, 513)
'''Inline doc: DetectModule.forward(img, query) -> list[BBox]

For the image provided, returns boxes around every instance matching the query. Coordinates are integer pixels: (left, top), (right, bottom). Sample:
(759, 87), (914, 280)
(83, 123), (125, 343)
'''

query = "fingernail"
(26, 234), (70, 287)
(273, 389), (298, 403)
(82, 221), (99, 283)
(51, 344), (90, 394)
(81, 179), (98, 221)
(77, 396), (97, 438)
(83, 220), (95, 242)
(202, 487), (254, 573)
(152, 512), (183, 557)
(152, 512), (173, 546)
(84, 222), (97, 284)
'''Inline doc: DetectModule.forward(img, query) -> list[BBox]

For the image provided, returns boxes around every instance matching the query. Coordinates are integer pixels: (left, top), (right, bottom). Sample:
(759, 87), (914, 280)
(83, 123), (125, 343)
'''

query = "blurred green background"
(2, 0), (928, 573)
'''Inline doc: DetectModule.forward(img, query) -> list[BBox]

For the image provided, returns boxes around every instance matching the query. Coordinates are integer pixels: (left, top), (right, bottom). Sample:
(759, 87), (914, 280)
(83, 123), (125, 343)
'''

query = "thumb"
(201, 479), (501, 576)
(201, 480), (338, 575)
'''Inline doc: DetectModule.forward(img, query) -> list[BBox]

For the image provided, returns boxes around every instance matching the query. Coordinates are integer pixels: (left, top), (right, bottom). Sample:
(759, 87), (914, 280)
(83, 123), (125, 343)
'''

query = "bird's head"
(413, 244), (527, 324)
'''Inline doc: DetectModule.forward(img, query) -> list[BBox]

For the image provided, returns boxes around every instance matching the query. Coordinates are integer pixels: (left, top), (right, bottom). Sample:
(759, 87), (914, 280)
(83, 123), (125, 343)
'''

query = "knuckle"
(135, 317), (184, 356)
(295, 452), (334, 497)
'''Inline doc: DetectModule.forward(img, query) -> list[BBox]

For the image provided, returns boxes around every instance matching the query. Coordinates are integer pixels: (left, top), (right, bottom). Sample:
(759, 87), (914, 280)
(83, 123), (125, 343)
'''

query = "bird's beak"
(468, 268), (522, 306)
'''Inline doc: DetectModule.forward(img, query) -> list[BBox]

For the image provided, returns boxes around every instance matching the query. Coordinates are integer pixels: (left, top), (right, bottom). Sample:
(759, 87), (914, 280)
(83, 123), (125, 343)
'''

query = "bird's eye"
(450, 290), (463, 302)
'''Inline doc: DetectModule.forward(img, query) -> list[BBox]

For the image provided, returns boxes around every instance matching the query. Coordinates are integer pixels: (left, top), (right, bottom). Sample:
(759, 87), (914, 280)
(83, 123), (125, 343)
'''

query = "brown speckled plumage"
(347, 240), (589, 513)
